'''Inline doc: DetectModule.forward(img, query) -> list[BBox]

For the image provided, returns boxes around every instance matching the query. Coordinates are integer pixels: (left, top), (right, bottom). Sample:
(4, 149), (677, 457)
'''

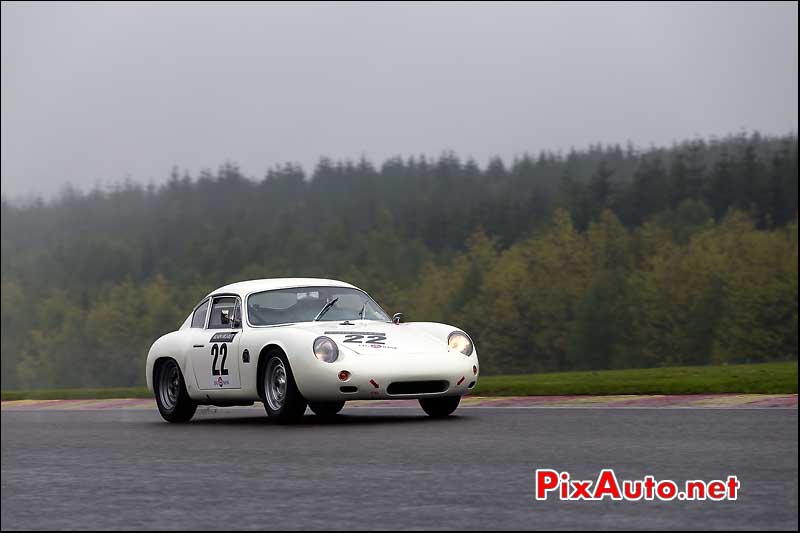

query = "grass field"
(470, 361), (798, 396)
(1, 361), (796, 401)
(1, 387), (151, 401)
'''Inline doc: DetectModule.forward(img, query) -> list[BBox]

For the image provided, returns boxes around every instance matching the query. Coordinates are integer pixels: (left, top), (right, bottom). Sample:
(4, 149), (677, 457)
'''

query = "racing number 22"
(343, 334), (386, 345)
(211, 343), (229, 376)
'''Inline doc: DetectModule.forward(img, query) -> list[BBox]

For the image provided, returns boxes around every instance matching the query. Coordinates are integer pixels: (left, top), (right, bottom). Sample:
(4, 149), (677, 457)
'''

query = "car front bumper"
(293, 350), (479, 402)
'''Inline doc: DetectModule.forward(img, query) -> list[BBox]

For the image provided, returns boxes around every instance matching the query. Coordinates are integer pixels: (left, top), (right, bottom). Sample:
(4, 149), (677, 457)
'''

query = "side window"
(208, 296), (240, 329)
(191, 299), (210, 328)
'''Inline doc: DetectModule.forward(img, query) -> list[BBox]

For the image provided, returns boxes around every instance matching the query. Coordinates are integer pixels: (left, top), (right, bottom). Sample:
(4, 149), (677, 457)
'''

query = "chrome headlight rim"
(448, 330), (474, 356)
(313, 336), (339, 363)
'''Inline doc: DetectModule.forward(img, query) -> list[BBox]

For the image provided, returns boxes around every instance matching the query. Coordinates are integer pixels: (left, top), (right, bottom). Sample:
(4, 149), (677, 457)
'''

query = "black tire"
(261, 349), (307, 423)
(154, 359), (197, 423)
(419, 396), (461, 418)
(308, 401), (345, 417)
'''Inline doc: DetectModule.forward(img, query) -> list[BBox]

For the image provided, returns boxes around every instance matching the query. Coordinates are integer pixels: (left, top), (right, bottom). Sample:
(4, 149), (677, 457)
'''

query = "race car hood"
(291, 321), (447, 355)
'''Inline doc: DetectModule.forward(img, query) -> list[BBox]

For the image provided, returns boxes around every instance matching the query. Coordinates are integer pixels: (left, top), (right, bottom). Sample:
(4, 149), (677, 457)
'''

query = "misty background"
(1, 2), (798, 389)
(2, 1), (797, 198)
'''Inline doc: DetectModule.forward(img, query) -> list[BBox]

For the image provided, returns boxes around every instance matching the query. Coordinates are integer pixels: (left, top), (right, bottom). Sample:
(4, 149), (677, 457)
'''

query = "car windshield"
(247, 286), (390, 326)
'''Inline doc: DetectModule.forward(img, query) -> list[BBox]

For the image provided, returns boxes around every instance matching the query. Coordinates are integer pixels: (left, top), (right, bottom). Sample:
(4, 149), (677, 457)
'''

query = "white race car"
(146, 278), (479, 422)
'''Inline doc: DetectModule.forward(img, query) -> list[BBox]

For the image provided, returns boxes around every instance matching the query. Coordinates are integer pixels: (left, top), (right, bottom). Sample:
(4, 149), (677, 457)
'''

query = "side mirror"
(392, 312), (403, 324)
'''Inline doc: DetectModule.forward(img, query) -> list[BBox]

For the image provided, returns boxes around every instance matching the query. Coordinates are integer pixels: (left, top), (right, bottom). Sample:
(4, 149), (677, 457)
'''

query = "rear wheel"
(308, 401), (345, 417)
(419, 396), (461, 418)
(154, 359), (197, 423)
(262, 350), (307, 423)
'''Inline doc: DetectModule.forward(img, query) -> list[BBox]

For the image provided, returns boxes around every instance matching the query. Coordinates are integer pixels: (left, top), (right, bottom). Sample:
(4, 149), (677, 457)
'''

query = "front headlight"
(313, 336), (339, 363)
(448, 331), (473, 356)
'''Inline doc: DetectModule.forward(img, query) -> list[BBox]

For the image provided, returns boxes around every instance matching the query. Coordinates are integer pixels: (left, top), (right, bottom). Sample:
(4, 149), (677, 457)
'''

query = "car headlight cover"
(448, 331), (473, 356)
(313, 336), (339, 363)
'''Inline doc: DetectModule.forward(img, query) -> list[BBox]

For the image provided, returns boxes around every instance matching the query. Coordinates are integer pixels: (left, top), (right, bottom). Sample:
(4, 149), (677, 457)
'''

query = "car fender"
(145, 331), (188, 393)
(409, 322), (480, 373)
(238, 329), (309, 399)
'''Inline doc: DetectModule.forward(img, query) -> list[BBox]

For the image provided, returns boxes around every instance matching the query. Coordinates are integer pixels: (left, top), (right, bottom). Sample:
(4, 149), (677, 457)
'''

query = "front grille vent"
(386, 380), (449, 395)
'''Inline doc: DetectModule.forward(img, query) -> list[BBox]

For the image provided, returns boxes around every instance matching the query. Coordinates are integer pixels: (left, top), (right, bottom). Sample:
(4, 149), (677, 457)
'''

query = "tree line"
(1, 131), (797, 388)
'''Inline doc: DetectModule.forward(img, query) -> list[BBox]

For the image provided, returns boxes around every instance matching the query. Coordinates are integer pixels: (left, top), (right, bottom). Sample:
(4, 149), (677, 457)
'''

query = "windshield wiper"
(313, 297), (339, 321)
(358, 302), (367, 320)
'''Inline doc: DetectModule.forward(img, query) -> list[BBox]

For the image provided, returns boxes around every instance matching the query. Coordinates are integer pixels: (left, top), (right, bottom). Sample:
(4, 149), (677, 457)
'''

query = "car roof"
(207, 278), (358, 299)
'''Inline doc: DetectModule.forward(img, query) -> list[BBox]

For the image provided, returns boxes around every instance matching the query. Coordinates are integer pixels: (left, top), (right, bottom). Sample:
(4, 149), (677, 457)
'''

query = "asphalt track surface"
(1, 405), (797, 530)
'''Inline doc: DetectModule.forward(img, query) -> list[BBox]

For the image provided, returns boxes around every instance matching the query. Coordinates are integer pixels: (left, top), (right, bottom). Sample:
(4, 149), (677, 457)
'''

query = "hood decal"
(294, 321), (446, 354)
(325, 331), (388, 347)
(323, 331), (386, 336)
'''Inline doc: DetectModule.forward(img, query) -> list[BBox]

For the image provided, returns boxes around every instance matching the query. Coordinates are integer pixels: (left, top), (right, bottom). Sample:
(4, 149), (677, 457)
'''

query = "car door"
(191, 295), (243, 390)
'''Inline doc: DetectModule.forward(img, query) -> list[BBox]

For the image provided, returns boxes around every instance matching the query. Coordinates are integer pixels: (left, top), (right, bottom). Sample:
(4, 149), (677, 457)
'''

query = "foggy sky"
(1, 1), (797, 198)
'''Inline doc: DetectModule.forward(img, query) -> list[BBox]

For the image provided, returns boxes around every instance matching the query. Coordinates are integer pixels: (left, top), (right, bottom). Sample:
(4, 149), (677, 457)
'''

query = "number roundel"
(343, 333), (386, 344)
(211, 343), (229, 376)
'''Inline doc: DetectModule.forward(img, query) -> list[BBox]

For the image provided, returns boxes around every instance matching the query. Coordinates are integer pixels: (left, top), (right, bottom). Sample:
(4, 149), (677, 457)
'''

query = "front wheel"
(154, 359), (197, 423)
(262, 350), (307, 423)
(308, 401), (345, 417)
(419, 396), (461, 418)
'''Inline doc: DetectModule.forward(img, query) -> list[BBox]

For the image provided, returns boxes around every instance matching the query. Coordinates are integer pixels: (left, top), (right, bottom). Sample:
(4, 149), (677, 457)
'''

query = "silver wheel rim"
(265, 358), (288, 411)
(159, 361), (180, 411)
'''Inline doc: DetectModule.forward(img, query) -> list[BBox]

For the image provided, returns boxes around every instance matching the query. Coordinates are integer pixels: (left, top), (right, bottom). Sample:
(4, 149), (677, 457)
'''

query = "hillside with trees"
(1, 131), (797, 389)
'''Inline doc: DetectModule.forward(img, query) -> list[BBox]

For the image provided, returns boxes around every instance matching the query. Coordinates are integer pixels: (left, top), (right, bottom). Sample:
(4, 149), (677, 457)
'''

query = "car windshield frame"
(245, 286), (390, 327)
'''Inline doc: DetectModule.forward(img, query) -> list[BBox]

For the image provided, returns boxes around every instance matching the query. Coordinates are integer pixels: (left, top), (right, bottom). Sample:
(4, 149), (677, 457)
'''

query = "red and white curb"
(1, 394), (796, 411)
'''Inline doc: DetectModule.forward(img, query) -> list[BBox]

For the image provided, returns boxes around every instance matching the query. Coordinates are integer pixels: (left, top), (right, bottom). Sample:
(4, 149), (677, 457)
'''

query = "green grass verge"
(1, 362), (797, 400)
(0, 387), (150, 401)
(471, 361), (798, 396)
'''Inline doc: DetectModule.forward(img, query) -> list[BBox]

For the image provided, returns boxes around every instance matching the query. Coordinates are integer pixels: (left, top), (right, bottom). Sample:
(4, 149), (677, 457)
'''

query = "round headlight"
(313, 336), (339, 363)
(448, 331), (473, 356)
